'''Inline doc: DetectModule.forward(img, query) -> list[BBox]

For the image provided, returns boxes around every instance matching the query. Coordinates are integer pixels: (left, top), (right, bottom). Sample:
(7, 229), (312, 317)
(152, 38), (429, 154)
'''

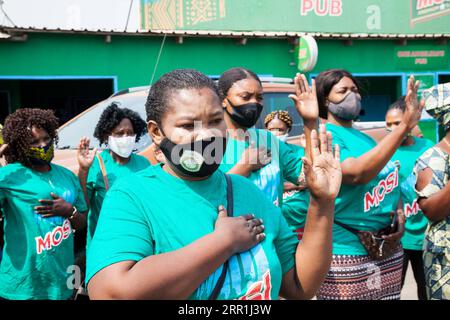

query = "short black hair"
(93, 103), (147, 145)
(315, 69), (360, 119)
(3, 108), (59, 167)
(145, 68), (219, 124)
(218, 67), (261, 100)
(388, 96), (406, 113)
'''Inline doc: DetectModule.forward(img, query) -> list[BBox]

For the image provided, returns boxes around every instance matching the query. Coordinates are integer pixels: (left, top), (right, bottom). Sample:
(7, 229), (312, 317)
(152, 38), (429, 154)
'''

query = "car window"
(57, 93), (151, 152)
(256, 92), (305, 136)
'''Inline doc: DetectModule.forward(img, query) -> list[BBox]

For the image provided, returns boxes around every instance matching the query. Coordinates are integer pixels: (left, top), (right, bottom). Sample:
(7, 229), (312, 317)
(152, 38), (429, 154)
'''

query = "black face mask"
(225, 99), (263, 128)
(27, 141), (54, 166)
(159, 135), (227, 178)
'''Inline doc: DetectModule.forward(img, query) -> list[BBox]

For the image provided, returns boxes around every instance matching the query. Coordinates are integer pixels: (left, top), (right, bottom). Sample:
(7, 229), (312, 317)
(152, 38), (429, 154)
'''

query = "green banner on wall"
(395, 45), (448, 70)
(141, 0), (450, 35)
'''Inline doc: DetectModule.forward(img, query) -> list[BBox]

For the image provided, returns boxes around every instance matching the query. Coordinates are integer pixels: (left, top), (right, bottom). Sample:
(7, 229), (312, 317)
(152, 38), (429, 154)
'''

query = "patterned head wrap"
(422, 83), (450, 131)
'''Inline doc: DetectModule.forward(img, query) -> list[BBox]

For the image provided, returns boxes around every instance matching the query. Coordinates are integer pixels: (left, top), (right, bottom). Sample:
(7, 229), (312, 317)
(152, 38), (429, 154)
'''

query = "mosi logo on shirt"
(238, 270), (272, 300)
(364, 169), (399, 212)
(35, 219), (72, 254)
(404, 199), (420, 218)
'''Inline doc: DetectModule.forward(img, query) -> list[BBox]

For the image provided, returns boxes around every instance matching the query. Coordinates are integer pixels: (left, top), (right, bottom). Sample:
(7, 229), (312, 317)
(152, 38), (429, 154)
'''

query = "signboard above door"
(140, 0), (450, 35)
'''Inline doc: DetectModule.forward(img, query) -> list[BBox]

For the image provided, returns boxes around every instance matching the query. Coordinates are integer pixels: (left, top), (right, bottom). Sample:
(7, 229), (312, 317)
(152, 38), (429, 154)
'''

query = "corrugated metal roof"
(1, 26), (449, 39)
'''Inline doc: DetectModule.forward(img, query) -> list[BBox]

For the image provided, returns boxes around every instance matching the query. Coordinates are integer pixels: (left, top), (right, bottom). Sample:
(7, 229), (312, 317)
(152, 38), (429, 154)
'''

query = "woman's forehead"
(30, 126), (49, 136)
(168, 87), (220, 109)
(268, 118), (287, 128)
(114, 118), (133, 129)
(333, 76), (357, 89)
(229, 78), (262, 94)
(386, 108), (404, 119)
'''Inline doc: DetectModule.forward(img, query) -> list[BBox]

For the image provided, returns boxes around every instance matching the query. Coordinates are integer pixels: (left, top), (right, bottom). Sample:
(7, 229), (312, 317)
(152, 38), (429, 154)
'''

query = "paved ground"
(401, 261), (419, 300)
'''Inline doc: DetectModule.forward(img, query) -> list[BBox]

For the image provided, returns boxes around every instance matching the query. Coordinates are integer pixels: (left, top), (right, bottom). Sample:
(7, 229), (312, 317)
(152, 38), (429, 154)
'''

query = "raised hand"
(403, 75), (423, 131)
(302, 125), (342, 201)
(77, 137), (97, 172)
(289, 73), (319, 123)
(214, 205), (265, 254)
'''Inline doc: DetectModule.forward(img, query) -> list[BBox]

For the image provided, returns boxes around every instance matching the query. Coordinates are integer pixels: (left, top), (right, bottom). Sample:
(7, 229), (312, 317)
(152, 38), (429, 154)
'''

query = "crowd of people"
(0, 67), (448, 300)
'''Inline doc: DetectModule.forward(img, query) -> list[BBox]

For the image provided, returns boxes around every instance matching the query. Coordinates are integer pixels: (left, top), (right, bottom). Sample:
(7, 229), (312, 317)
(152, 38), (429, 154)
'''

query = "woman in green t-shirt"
(0, 108), (88, 300)
(86, 69), (342, 300)
(264, 110), (310, 239)
(77, 103), (150, 249)
(217, 68), (318, 207)
(310, 69), (421, 300)
(386, 97), (434, 300)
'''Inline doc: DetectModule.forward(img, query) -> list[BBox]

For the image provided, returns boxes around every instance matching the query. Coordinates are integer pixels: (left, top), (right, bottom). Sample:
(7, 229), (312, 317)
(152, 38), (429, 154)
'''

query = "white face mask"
(277, 134), (289, 142)
(108, 135), (136, 158)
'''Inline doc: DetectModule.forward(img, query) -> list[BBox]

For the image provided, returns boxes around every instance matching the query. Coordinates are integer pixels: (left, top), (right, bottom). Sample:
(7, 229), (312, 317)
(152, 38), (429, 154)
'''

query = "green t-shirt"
(391, 137), (434, 250)
(0, 162), (87, 300)
(86, 164), (299, 300)
(86, 150), (150, 248)
(326, 123), (401, 255)
(219, 129), (303, 207)
(280, 144), (310, 233)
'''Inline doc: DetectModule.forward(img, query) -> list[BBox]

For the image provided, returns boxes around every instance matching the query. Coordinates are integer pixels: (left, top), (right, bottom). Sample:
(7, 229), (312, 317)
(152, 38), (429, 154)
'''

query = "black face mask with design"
(225, 99), (263, 128)
(27, 140), (54, 166)
(159, 134), (227, 178)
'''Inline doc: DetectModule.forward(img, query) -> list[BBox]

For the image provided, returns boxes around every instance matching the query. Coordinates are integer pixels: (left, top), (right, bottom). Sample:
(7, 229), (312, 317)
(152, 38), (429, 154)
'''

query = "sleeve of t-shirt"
(71, 173), (88, 213)
(330, 133), (353, 162)
(279, 141), (303, 184)
(86, 158), (99, 200)
(273, 208), (299, 275)
(85, 185), (154, 285)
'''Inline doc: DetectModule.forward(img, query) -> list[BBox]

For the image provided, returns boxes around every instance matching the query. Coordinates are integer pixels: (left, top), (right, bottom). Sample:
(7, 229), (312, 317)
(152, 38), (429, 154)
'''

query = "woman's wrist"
(78, 166), (90, 175)
(309, 196), (335, 216)
(67, 205), (77, 219)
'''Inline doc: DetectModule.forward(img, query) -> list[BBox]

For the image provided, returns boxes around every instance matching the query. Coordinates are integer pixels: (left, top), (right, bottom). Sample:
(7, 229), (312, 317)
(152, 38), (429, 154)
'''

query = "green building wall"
(1, 32), (448, 140)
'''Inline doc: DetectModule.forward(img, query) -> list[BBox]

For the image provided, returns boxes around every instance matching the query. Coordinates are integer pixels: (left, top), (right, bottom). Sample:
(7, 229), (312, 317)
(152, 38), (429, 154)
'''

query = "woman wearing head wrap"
(414, 83), (450, 300)
(264, 110), (310, 240)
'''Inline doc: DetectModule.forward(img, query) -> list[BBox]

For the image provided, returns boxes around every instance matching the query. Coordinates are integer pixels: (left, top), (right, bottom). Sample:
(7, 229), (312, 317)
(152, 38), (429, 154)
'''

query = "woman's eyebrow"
(211, 110), (224, 117)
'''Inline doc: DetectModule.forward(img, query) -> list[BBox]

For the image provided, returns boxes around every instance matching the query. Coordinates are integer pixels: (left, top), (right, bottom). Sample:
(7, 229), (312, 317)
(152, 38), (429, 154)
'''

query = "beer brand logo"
(405, 199), (421, 218)
(411, 0), (450, 26)
(35, 219), (72, 254)
(364, 169), (399, 212)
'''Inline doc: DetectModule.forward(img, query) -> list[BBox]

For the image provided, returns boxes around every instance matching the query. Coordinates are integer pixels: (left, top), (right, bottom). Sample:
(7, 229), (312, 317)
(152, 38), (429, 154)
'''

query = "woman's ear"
(147, 121), (163, 146)
(221, 97), (228, 109)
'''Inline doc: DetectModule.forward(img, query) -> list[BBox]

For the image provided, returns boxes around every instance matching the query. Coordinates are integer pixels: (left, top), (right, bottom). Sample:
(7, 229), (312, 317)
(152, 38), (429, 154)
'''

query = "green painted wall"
(2, 34), (449, 89)
(1, 32), (447, 141)
(0, 33), (296, 91)
(314, 39), (450, 74)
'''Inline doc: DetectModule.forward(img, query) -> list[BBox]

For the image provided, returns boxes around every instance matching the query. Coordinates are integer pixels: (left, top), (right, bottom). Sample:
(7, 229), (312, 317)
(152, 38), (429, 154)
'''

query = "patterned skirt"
(423, 250), (450, 300)
(316, 247), (404, 300)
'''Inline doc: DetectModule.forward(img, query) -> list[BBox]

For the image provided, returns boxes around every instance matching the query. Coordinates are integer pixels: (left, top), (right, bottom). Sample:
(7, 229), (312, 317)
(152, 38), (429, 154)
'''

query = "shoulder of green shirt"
(132, 153), (151, 166)
(106, 165), (157, 193)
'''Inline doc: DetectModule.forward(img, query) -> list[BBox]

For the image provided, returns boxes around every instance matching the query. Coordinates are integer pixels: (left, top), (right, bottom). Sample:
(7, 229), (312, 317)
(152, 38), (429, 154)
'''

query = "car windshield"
(57, 89), (305, 152)
(56, 92), (151, 152)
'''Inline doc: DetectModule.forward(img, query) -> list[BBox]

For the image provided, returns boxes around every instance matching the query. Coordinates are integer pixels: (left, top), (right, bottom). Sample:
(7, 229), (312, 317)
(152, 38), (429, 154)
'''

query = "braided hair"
(2, 108), (59, 167)
(264, 110), (293, 131)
